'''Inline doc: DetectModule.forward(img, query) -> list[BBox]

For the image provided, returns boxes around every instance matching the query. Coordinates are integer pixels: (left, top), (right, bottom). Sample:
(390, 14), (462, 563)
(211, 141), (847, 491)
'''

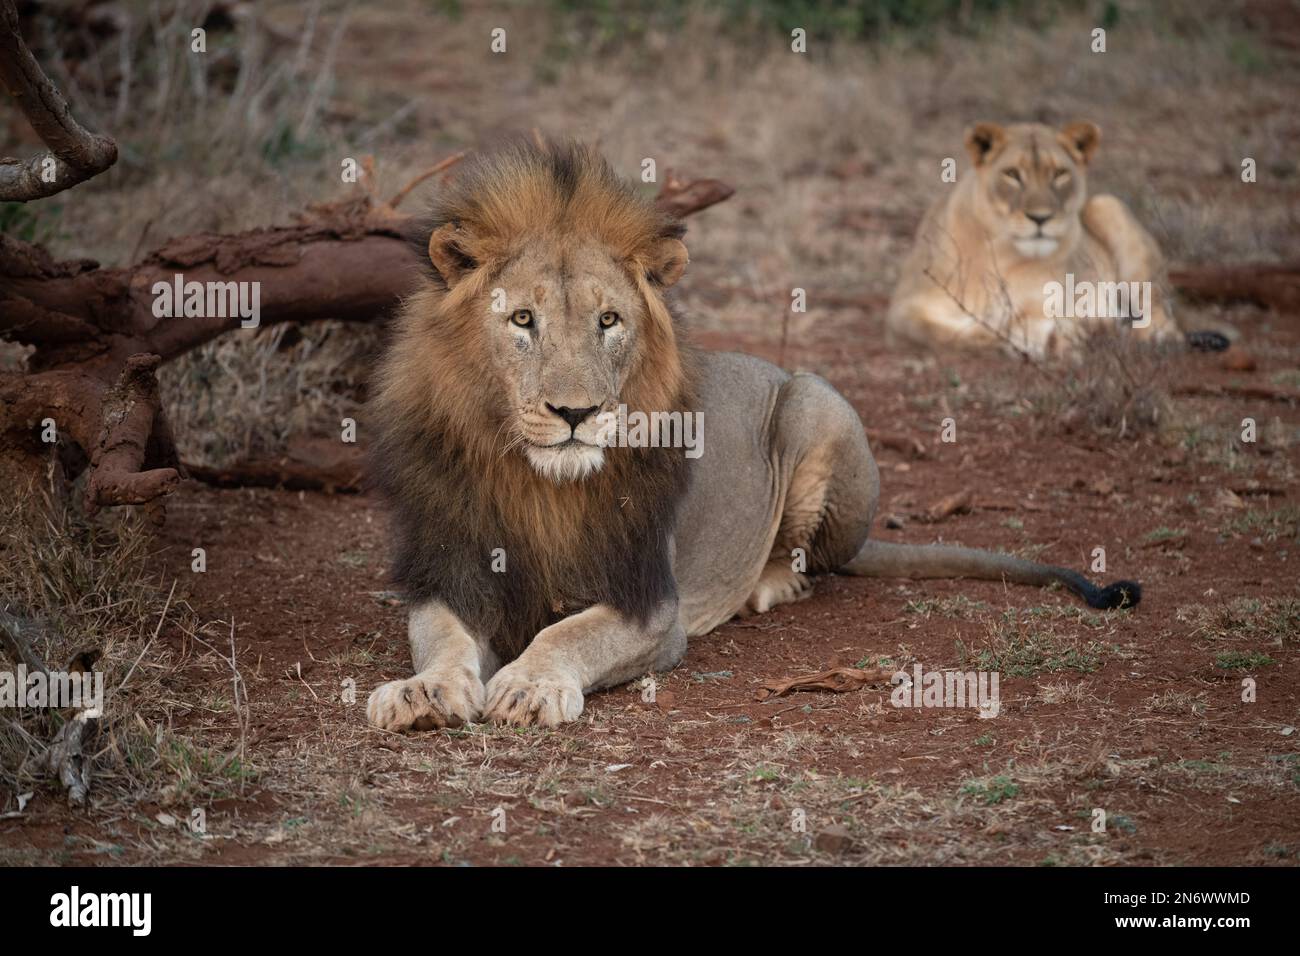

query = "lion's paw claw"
(367, 668), (484, 732)
(482, 664), (583, 728)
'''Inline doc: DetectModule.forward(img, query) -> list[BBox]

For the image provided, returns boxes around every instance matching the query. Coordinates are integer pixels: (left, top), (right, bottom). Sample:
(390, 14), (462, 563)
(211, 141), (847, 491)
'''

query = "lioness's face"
(965, 121), (1099, 260)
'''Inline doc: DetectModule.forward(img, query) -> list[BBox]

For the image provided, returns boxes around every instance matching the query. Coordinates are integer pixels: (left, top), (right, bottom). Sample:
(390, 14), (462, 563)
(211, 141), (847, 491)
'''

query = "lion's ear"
(645, 237), (689, 288)
(964, 122), (1006, 166)
(1060, 121), (1101, 164)
(427, 223), (476, 287)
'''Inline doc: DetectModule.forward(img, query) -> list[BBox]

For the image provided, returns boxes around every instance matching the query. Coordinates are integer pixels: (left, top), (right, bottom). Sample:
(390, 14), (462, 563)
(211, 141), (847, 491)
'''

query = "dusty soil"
(5, 306), (1298, 867)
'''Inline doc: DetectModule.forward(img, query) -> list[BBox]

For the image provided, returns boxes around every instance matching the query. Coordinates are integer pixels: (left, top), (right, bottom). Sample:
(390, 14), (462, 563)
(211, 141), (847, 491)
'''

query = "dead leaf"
(755, 666), (895, 701)
(1215, 487), (1245, 510)
(924, 489), (972, 522)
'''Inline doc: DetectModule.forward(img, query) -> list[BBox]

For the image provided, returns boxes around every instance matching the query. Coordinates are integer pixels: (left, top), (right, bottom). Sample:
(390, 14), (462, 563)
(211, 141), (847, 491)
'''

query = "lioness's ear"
(1060, 121), (1101, 164)
(646, 237), (689, 288)
(427, 222), (476, 287)
(964, 122), (1006, 166)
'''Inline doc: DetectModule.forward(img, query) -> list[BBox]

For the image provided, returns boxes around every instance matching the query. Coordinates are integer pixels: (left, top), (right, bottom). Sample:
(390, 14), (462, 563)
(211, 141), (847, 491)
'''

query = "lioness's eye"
(1002, 168), (1022, 185)
(1053, 170), (1071, 186)
(510, 309), (534, 328)
(599, 311), (620, 329)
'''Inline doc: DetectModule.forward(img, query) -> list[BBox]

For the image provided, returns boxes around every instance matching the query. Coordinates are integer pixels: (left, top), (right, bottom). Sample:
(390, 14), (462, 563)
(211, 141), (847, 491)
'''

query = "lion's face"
(964, 121), (1100, 260)
(492, 241), (651, 482)
(425, 223), (689, 484)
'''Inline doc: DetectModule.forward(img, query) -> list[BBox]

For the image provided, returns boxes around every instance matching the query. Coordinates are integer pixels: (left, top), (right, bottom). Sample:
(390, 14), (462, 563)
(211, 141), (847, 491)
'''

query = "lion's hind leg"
(1083, 194), (1179, 342)
(740, 560), (812, 616)
(740, 373), (880, 617)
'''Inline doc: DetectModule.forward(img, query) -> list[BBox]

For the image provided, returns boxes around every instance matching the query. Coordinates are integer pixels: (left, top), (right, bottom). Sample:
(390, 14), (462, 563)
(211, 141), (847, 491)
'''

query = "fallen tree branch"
(83, 354), (182, 512)
(184, 435), (365, 493)
(2, 163), (735, 502)
(0, 0), (118, 201)
(1170, 261), (1300, 313)
(1172, 382), (1300, 404)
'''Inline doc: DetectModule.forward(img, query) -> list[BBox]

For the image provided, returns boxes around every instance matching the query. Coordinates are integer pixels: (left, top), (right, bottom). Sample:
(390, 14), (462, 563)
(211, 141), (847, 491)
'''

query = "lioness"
(887, 120), (1190, 359)
(367, 141), (1139, 732)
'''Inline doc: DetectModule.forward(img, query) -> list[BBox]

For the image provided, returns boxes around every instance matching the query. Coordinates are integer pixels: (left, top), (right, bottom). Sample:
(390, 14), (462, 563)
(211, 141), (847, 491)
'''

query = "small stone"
(814, 825), (854, 855)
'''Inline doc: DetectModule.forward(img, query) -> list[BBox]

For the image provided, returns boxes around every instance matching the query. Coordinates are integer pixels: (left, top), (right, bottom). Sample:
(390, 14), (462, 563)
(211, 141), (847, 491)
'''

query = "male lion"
(887, 120), (1212, 359)
(367, 141), (1140, 732)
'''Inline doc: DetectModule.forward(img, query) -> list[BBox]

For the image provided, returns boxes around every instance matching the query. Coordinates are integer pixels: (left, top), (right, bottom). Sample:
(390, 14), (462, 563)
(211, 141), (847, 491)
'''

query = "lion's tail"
(840, 539), (1141, 610)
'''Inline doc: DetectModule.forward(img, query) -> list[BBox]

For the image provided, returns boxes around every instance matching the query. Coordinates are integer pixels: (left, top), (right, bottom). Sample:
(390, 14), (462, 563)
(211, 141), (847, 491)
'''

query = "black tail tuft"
(1088, 579), (1142, 610)
(1186, 330), (1230, 352)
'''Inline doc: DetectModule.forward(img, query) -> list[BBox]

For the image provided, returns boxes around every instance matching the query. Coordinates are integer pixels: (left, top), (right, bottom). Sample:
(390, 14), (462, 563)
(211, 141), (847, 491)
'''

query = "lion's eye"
(510, 309), (534, 328)
(1053, 170), (1072, 186)
(1002, 168), (1022, 185)
(598, 310), (620, 329)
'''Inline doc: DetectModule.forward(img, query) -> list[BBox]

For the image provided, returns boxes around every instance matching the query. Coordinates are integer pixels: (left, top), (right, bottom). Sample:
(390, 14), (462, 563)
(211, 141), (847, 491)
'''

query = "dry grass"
(0, 479), (248, 825)
(1176, 595), (1300, 647)
(161, 322), (382, 469)
(1030, 331), (1178, 438)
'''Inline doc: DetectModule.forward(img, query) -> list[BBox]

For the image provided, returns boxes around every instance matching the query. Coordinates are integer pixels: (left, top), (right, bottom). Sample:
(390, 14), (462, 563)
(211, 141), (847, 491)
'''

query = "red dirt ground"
(5, 310), (1299, 866)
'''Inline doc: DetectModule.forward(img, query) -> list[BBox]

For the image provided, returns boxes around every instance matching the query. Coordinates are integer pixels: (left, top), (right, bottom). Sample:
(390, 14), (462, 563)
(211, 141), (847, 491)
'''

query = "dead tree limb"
(0, 0), (118, 201)
(1170, 261), (1300, 313)
(82, 354), (182, 512)
(654, 169), (735, 219)
(184, 435), (366, 493)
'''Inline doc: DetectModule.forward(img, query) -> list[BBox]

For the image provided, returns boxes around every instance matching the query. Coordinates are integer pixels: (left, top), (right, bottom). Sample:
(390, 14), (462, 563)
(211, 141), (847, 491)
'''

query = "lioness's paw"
(482, 663), (583, 728)
(367, 668), (484, 732)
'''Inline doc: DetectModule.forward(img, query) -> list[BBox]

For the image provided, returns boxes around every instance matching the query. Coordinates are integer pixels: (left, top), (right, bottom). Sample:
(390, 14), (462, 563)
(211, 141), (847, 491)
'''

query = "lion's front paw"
(482, 662), (584, 728)
(367, 668), (485, 732)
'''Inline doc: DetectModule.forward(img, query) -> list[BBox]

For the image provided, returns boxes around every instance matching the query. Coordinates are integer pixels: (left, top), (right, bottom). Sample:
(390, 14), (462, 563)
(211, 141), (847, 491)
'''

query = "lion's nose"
(547, 403), (600, 432)
(1026, 211), (1052, 227)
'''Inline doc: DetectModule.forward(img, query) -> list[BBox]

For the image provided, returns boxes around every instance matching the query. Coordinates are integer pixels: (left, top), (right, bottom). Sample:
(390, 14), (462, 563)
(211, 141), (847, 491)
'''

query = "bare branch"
(656, 170), (735, 218)
(0, 0), (118, 201)
(0, 609), (50, 675)
(82, 354), (181, 512)
(386, 150), (470, 210)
